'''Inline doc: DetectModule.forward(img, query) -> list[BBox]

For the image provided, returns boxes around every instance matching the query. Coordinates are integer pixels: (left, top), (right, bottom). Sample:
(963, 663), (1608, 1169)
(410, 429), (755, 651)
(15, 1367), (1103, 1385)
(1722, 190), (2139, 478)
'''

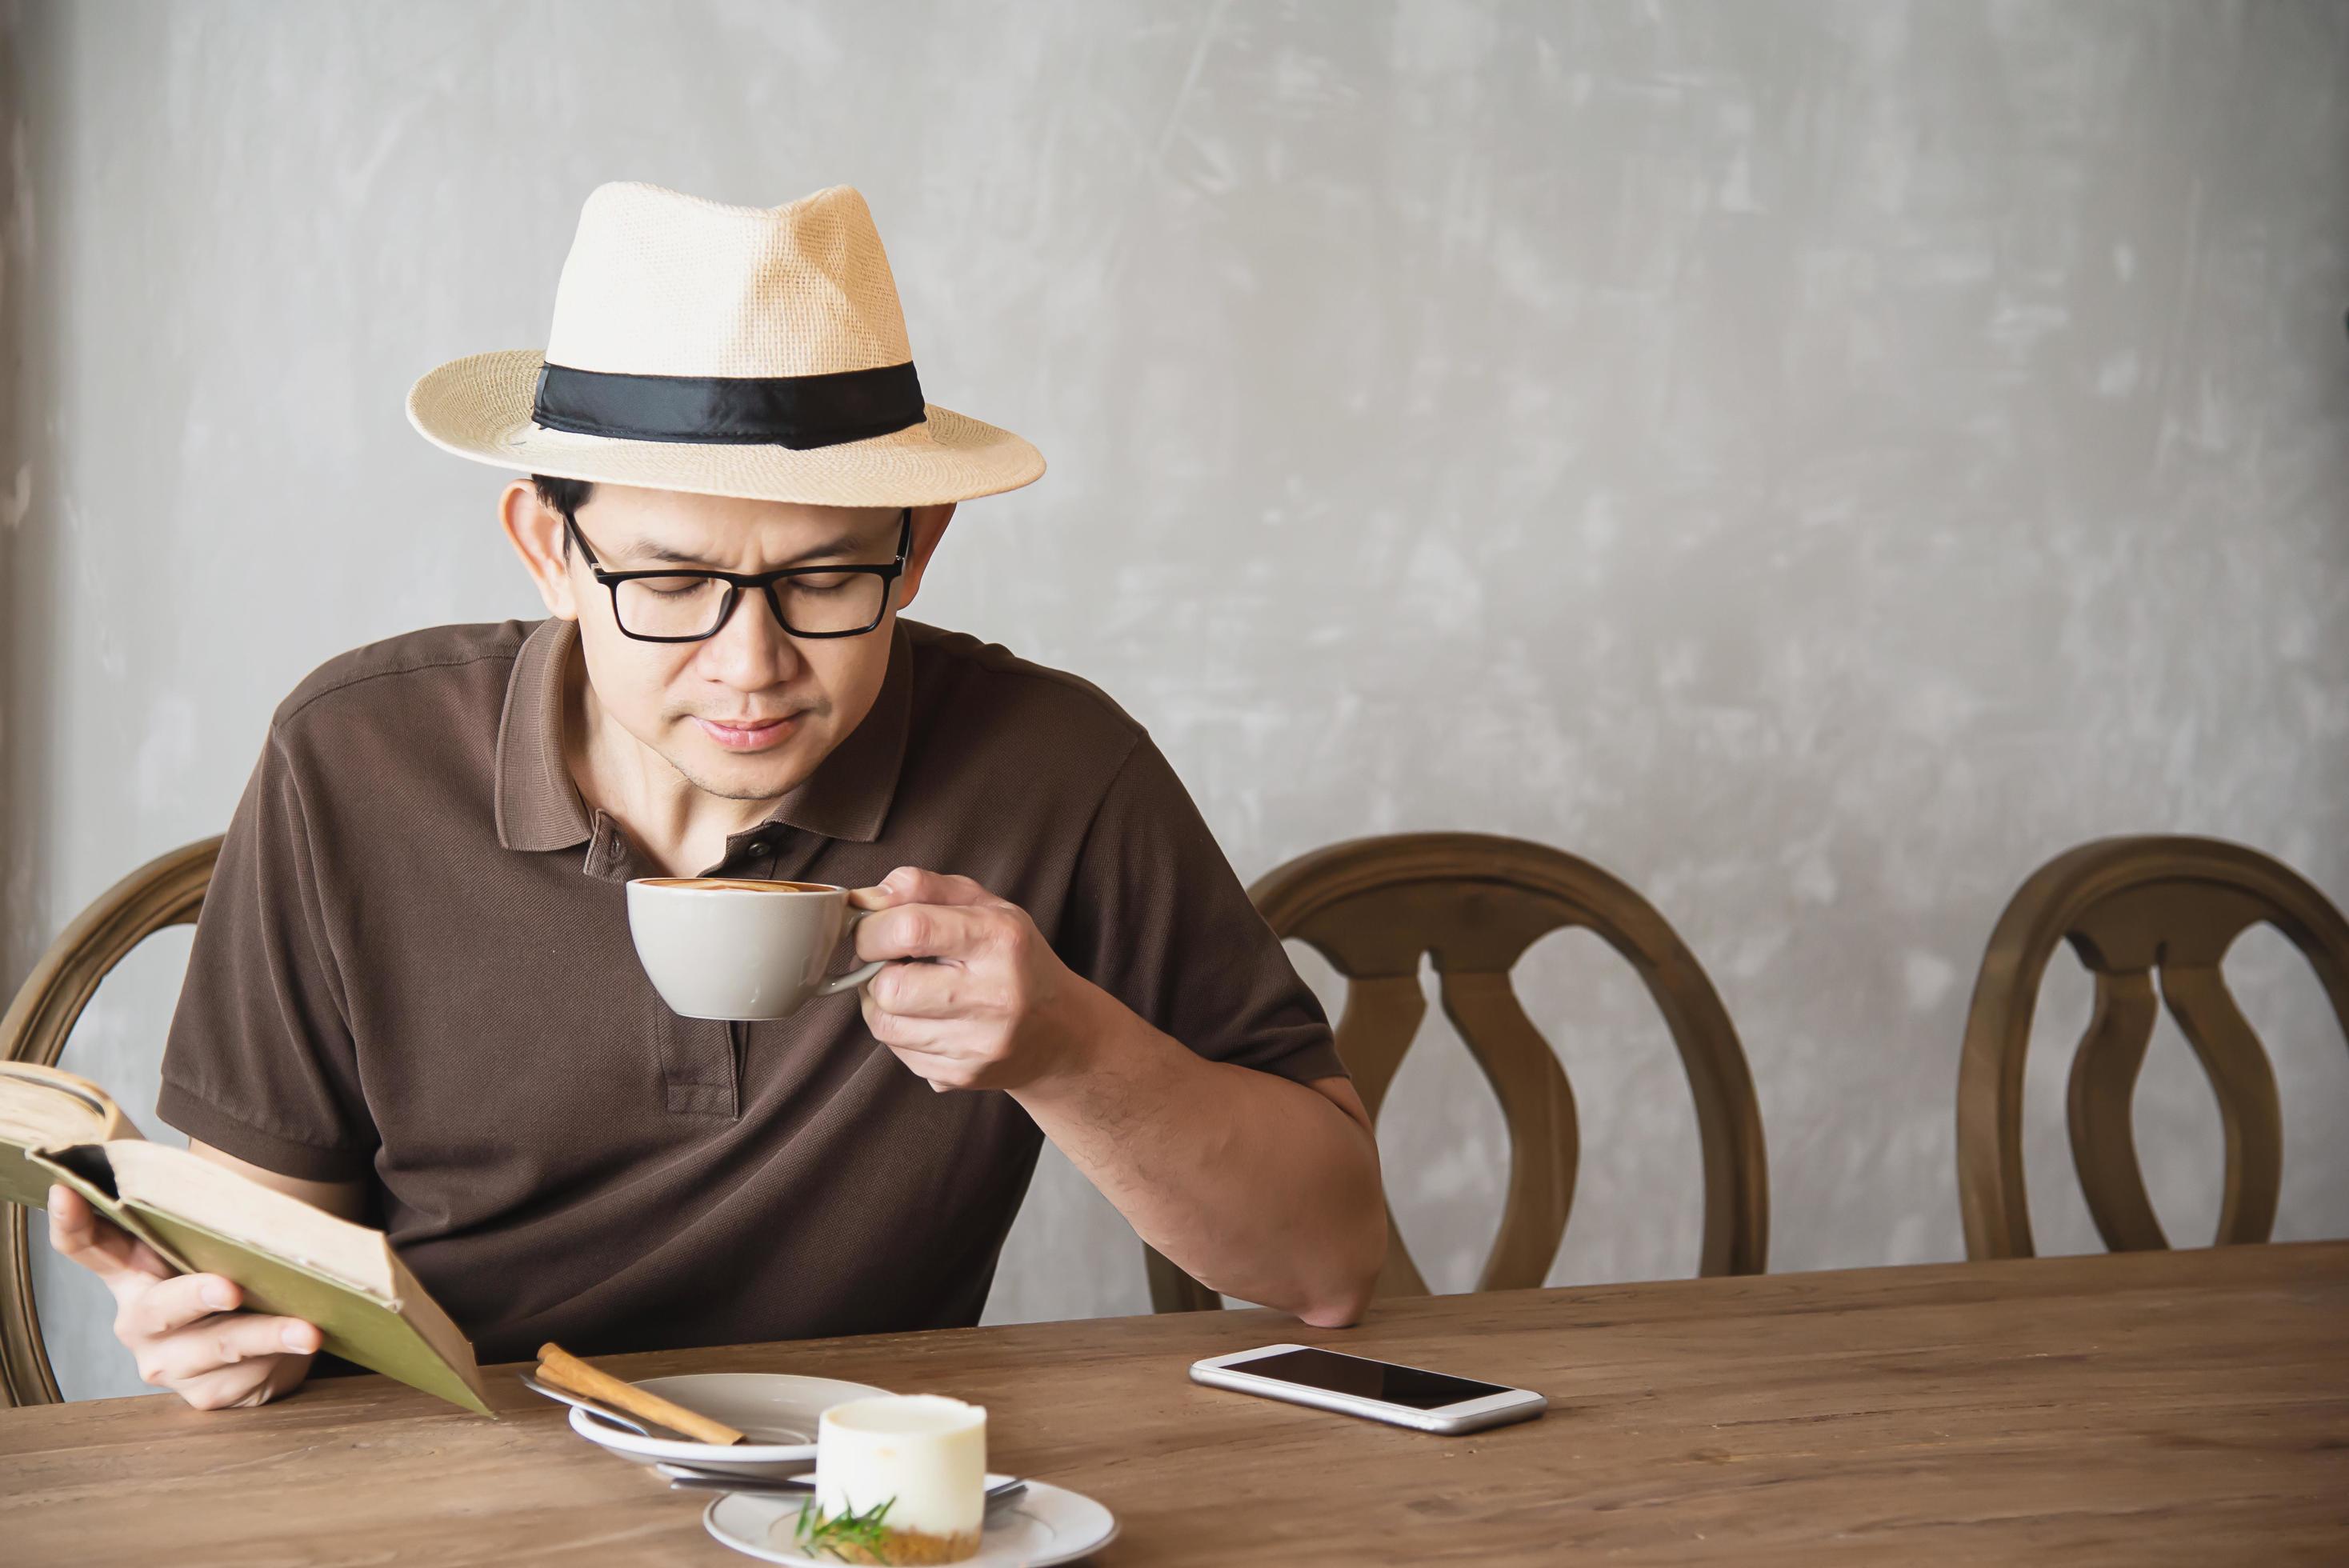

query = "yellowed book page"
(0, 1060), (138, 1145)
(0, 1062), (142, 1210)
(101, 1139), (394, 1300)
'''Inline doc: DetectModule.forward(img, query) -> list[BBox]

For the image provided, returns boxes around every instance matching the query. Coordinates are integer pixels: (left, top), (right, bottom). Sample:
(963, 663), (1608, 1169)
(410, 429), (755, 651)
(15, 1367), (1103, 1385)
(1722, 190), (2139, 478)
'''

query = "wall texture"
(6, 0), (2345, 1400)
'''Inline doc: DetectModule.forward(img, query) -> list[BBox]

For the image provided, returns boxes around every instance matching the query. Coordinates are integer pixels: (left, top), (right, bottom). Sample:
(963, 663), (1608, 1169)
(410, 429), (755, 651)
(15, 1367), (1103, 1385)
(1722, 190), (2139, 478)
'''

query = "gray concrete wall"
(6, 0), (2345, 1401)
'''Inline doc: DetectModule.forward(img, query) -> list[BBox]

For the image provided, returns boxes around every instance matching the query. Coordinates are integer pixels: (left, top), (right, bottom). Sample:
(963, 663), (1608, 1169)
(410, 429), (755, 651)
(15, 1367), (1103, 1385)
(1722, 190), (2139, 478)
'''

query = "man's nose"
(695, 588), (801, 690)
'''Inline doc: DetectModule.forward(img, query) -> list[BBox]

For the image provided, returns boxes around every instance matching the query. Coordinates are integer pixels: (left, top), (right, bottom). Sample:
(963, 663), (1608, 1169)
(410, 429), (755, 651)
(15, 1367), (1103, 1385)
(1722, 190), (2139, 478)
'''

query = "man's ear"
(895, 502), (957, 610)
(500, 480), (581, 621)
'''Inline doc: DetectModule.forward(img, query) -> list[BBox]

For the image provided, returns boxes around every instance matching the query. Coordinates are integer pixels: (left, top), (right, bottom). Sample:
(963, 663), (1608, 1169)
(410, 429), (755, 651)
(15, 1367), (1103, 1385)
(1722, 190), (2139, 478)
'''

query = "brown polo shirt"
(155, 616), (1341, 1364)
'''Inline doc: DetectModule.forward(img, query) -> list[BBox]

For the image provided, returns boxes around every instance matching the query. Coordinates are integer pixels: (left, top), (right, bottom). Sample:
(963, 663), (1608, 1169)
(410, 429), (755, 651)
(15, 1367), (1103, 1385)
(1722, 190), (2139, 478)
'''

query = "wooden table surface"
(2, 1242), (2345, 1566)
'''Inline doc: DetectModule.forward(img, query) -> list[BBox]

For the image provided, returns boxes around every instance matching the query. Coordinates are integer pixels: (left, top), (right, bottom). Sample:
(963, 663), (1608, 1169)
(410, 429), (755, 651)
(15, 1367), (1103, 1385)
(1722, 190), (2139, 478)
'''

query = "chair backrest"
(1956, 834), (2349, 1261)
(1, 837), (221, 1406)
(1146, 832), (1767, 1312)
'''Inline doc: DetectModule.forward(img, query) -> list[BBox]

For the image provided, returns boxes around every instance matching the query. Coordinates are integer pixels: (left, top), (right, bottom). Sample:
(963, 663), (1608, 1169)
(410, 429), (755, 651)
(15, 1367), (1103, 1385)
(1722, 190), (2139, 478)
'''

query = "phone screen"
(1234, 1347), (1511, 1410)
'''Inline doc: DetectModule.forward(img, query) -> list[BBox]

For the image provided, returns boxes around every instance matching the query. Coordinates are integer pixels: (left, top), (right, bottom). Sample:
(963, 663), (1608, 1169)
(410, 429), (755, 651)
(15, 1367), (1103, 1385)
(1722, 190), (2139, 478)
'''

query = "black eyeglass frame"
(561, 506), (912, 643)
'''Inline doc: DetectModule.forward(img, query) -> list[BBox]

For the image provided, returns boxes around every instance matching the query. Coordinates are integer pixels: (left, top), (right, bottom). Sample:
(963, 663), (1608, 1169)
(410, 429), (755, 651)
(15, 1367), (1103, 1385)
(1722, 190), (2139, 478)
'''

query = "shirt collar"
(494, 617), (914, 854)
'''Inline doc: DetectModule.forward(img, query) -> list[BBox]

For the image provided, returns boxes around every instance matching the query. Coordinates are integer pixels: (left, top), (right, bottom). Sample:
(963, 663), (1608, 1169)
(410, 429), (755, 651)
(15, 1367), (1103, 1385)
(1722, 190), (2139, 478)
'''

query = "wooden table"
(3, 1242), (2345, 1565)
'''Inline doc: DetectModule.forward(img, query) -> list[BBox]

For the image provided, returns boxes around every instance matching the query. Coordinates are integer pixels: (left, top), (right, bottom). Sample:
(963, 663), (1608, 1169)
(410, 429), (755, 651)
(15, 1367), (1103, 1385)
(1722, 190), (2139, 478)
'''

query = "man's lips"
(693, 714), (802, 752)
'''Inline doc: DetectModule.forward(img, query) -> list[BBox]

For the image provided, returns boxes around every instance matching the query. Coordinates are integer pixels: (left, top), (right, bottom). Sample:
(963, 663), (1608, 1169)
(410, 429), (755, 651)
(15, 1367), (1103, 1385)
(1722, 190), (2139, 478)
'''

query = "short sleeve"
(155, 727), (378, 1181)
(1058, 735), (1346, 1086)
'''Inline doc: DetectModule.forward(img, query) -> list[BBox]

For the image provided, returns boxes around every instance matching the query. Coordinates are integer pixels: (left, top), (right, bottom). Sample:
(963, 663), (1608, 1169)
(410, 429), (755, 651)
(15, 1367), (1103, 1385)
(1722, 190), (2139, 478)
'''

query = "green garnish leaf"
(793, 1494), (896, 1562)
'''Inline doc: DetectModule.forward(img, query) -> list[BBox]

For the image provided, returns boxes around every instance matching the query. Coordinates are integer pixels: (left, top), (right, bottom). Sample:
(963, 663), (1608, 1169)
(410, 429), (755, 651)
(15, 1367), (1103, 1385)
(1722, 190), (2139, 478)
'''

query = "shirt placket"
(584, 810), (745, 1120)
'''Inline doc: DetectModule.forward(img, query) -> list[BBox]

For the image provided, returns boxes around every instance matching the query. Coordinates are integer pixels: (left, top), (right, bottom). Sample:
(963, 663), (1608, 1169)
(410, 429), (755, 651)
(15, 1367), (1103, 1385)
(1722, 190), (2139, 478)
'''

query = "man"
(47, 182), (1385, 1411)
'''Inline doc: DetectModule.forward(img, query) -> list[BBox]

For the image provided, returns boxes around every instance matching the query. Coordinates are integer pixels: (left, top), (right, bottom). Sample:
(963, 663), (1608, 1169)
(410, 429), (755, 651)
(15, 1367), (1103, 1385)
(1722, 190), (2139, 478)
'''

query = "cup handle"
(817, 906), (886, 997)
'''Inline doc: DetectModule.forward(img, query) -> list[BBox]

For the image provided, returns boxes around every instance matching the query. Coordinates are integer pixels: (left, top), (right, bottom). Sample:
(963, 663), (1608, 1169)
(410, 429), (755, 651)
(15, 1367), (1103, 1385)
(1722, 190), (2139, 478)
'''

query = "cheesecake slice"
(802, 1394), (988, 1564)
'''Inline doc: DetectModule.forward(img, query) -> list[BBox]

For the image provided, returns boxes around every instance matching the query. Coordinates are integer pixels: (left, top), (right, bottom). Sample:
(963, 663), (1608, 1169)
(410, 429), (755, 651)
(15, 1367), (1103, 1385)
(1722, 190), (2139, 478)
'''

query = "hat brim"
(408, 350), (1045, 508)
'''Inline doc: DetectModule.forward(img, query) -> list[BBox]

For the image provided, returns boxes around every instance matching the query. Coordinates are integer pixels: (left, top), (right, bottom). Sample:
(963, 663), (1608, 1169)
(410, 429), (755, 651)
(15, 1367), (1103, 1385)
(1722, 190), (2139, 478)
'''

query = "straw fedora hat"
(407, 182), (1043, 507)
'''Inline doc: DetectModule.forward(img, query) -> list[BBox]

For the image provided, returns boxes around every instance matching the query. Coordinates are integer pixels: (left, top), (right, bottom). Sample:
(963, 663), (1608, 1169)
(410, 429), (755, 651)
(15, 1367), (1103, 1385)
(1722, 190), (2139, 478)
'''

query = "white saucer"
(704, 1480), (1119, 1567)
(566, 1373), (890, 1479)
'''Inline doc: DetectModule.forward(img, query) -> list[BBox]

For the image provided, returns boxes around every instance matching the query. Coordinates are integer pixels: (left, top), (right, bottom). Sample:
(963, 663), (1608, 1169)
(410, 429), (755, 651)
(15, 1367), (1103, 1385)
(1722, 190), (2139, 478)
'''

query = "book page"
(0, 1062), (142, 1212)
(0, 1061), (133, 1150)
(102, 1140), (394, 1300)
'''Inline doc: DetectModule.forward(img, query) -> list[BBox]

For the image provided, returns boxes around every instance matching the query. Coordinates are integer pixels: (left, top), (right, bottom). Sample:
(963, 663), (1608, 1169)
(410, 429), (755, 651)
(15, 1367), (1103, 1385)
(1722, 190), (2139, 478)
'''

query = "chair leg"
(1142, 1245), (1223, 1313)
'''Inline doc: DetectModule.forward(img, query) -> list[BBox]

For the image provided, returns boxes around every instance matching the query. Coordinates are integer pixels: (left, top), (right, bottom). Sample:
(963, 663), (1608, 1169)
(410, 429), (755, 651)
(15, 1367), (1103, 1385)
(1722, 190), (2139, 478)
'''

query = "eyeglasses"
(562, 508), (910, 642)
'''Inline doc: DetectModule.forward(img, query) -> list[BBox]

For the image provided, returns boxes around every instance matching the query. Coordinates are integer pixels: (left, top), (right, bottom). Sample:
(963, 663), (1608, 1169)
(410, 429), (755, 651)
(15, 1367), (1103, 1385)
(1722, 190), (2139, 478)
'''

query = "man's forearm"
(848, 867), (1387, 1322)
(1009, 982), (1386, 1326)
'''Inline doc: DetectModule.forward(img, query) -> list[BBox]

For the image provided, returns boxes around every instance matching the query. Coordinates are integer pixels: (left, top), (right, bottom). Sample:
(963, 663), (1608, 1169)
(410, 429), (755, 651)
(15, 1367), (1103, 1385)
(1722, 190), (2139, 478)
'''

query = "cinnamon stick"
(536, 1342), (745, 1446)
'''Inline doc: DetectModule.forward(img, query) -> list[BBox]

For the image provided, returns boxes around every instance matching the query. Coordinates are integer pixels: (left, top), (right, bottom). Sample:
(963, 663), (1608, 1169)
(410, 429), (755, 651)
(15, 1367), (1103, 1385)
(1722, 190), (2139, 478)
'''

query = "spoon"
(658, 1463), (1029, 1510)
(518, 1370), (690, 1440)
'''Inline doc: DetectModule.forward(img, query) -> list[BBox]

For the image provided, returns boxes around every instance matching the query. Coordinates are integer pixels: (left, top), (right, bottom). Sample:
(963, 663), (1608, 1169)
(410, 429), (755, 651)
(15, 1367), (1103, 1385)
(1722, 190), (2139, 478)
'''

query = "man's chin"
(666, 731), (818, 802)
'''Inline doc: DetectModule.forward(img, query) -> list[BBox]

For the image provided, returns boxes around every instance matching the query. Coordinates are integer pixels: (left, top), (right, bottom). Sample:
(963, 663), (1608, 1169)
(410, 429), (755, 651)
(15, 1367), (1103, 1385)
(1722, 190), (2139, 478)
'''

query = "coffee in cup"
(625, 877), (884, 1021)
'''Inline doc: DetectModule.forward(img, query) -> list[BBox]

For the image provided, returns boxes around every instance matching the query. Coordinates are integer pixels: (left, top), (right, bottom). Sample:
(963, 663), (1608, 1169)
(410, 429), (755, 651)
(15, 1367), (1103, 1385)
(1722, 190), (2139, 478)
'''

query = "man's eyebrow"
(777, 532), (870, 565)
(618, 539), (723, 567)
(611, 530), (874, 570)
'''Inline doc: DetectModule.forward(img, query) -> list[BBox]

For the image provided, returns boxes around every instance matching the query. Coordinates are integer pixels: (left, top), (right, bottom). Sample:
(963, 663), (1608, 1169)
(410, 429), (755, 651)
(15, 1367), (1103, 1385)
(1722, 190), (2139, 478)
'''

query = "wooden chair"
(1957, 835), (2349, 1261)
(1, 838), (221, 1407)
(1146, 832), (1769, 1312)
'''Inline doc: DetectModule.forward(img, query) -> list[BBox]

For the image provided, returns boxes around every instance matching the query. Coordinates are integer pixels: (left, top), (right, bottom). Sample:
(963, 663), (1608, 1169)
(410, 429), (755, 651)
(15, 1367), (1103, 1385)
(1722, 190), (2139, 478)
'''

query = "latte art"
(634, 877), (833, 894)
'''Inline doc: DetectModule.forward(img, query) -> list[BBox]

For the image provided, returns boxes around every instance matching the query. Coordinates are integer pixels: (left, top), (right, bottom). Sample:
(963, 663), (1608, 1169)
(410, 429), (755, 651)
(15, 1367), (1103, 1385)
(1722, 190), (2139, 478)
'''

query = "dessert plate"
(703, 1479), (1118, 1567)
(567, 1373), (890, 1479)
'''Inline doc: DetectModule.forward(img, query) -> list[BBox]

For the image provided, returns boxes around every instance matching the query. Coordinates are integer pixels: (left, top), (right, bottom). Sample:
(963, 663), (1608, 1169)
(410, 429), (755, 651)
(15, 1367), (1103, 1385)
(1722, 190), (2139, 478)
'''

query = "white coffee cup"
(625, 877), (886, 1021)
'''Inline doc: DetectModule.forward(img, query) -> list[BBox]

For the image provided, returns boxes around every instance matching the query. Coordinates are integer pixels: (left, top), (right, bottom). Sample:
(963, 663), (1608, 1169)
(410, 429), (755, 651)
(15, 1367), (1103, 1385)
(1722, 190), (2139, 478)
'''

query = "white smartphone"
(1190, 1344), (1547, 1434)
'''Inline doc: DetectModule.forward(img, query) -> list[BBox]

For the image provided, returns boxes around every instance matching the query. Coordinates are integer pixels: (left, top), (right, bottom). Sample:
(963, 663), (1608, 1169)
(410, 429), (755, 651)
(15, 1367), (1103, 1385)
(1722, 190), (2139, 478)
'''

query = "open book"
(0, 1061), (490, 1415)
